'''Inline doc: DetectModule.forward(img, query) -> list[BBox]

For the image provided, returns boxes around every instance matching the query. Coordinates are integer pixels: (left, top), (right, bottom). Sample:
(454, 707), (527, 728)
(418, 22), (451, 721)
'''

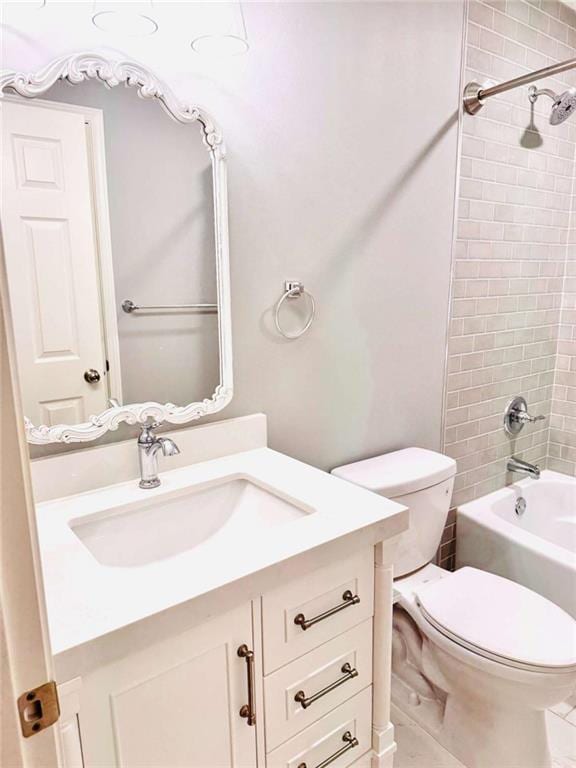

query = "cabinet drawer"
(266, 686), (372, 768)
(262, 548), (373, 673)
(264, 619), (372, 750)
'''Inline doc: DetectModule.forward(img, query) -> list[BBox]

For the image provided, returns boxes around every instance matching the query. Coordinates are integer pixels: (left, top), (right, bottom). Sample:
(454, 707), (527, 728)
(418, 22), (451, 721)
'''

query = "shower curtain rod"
(463, 56), (576, 115)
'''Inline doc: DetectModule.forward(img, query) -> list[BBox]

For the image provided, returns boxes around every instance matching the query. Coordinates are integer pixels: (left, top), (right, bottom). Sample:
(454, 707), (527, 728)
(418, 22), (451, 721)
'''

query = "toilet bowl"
(332, 448), (576, 768)
(394, 563), (576, 768)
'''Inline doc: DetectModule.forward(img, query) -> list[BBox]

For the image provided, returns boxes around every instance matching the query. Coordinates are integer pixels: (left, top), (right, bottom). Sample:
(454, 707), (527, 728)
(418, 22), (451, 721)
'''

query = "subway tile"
(506, 1), (531, 24)
(480, 26), (506, 54)
(493, 9), (518, 37)
(443, 0), (576, 512)
(469, 0), (495, 28)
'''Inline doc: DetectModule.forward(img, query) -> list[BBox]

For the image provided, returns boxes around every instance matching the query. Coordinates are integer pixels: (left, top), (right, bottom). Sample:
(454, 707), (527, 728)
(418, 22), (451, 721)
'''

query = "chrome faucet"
(137, 423), (180, 489)
(503, 396), (546, 436)
(507, 456), (541, 480)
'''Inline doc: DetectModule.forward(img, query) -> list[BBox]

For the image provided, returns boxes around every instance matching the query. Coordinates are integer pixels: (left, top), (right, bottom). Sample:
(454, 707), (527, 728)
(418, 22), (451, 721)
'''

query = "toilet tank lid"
(331, 447), (456, 497)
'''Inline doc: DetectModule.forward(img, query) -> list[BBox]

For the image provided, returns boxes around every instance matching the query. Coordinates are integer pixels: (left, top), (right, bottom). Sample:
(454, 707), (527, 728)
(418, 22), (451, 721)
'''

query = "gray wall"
(3, 1), (465, 470)
(206, 1), (464, 470)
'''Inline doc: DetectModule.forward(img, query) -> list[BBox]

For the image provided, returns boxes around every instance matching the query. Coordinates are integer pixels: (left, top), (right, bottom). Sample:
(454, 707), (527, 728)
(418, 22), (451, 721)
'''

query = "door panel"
(0, 241), (60, 765)
(77, 601), (257, 767)
(1, 101), (109, 425)
(24, 218), (78, 358)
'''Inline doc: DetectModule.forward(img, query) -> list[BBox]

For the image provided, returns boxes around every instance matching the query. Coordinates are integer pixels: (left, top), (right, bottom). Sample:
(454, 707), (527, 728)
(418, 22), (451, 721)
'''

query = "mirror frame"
(0, 52), (232, 444)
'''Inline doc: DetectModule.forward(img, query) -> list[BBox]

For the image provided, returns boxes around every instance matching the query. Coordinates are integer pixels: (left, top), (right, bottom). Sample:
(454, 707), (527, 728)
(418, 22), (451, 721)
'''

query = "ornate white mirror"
(0, 53), (232, 444)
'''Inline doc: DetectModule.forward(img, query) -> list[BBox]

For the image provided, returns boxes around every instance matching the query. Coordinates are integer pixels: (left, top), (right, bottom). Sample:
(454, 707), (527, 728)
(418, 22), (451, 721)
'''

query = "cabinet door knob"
(84, 369), (101, 384)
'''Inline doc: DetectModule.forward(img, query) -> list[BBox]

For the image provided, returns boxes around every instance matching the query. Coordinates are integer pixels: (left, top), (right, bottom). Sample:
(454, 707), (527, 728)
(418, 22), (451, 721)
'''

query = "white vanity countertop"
(35, 447), (407, 654)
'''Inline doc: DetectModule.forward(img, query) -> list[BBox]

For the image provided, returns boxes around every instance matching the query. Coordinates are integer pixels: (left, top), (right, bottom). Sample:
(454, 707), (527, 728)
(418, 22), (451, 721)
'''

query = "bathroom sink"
(69, 476), (311, 567)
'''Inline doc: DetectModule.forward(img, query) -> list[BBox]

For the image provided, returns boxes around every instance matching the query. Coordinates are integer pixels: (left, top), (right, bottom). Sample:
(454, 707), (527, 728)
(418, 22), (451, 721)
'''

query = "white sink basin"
(69, 475), (312, 567)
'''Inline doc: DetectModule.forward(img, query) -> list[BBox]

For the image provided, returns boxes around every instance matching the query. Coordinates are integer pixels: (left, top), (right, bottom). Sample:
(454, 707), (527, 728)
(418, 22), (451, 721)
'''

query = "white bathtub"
(457, 470), (576, 618)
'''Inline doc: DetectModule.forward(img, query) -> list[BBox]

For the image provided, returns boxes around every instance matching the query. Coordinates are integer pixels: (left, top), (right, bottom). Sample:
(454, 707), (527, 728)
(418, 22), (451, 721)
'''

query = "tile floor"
(548, 694), (576, 768)
(392, 696), (576, 768)
(392, 705), (465, 768)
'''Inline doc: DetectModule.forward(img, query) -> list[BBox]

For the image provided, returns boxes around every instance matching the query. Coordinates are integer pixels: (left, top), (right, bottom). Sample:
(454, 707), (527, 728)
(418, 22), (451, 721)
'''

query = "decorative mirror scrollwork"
(0, 53), (232, 444)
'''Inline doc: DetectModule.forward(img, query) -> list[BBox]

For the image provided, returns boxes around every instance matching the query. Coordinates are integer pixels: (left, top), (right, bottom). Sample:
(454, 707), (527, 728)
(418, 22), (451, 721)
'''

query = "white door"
(0, 246), (60, 766)
(0, 100), (109, 427)
(77, 601), (258, 767)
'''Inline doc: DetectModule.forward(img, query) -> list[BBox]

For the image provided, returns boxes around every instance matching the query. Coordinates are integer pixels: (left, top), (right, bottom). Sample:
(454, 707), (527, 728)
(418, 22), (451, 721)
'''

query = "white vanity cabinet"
(55, 547), (385, 768)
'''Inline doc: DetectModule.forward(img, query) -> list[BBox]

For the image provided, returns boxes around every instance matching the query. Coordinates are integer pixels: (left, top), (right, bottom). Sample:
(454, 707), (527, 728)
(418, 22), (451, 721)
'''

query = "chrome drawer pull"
(294, 590), (360, 631)
(237, 644), (256, 726)
(297, 731), (359, 768)
(294, 662), (358, 709)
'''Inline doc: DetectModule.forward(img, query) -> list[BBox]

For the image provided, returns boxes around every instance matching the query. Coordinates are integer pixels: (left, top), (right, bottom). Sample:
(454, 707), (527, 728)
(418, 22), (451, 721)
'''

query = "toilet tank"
(332, 448), (456, 577)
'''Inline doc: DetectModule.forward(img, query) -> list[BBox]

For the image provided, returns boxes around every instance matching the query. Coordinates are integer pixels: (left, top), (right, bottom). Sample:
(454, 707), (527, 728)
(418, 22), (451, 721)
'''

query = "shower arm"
(528, 87), (557, 104)
(464, 56), (576, 115)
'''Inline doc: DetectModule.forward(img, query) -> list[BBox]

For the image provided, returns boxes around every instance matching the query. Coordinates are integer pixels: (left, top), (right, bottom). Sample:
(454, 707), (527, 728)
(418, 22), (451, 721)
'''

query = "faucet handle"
(504, 396), (546, 436)
(138, 420), (162, 434)
(138, 421), (161, 444)
(517, 411), (546, 425)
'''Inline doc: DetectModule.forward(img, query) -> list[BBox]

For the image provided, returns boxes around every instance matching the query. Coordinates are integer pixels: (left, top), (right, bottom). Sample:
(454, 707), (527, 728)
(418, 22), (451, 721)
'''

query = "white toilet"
(332, 447), (576, 768)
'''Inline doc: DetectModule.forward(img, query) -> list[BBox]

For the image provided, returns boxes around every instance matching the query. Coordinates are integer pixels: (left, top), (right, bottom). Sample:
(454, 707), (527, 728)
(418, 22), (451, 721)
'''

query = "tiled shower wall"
(549, 192), (576, 473)
(442, 0), (576, 518)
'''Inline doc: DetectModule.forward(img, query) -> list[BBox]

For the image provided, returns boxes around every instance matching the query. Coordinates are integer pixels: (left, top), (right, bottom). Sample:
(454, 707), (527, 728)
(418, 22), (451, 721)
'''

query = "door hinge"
(17, 681), (60, 738)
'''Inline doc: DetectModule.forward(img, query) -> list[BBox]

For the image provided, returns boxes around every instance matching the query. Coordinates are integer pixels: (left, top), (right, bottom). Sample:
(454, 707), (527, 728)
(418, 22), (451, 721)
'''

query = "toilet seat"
(413, 567), (576, 674)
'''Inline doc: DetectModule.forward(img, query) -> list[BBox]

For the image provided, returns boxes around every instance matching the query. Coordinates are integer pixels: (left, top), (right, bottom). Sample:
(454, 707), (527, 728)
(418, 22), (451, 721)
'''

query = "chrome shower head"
(528, 85), (576, 125)
(550, 88), (576, 125)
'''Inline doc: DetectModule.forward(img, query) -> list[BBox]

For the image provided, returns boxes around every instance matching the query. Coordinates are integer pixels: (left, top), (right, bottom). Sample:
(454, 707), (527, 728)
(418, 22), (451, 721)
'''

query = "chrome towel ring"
(274, 281), (316, 339)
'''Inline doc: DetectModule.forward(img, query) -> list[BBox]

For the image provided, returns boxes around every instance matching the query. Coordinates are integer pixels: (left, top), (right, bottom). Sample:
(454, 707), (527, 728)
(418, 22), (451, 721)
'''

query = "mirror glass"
(0, 64), (229, 442)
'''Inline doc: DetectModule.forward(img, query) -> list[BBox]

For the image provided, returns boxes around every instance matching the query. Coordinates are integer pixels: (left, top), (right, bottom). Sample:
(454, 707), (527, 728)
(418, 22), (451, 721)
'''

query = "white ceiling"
(0, 2), (251, 102)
